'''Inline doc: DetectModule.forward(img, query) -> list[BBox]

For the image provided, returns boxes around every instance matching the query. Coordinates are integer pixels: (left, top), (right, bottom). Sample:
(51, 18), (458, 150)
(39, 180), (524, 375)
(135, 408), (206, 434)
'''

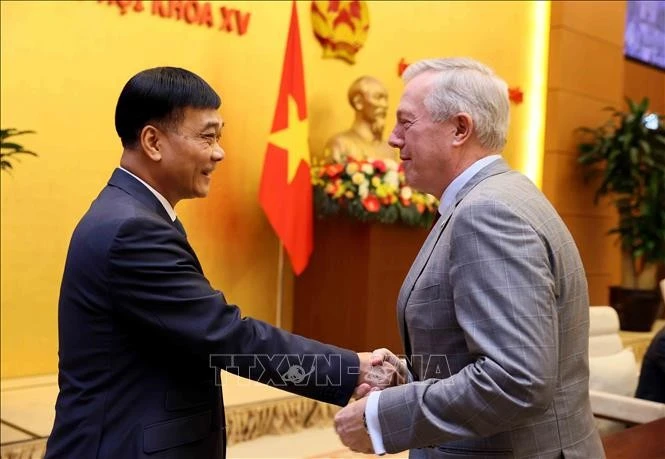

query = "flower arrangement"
(311, 157), (439, 227)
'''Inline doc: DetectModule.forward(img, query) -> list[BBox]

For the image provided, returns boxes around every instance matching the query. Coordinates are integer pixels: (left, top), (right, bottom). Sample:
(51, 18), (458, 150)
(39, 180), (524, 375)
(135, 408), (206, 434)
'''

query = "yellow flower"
(361, 163), (374, 175)
(346, 162), (359, 175)
(352, 172), (366, 185)
(371, 176), (381, 187)
(359, 182), (369, 199)
(384, 171), (399, 188)
(400, 186), (413, 200)
(345, 190), (355, 199)
(384, 159), (398, 171)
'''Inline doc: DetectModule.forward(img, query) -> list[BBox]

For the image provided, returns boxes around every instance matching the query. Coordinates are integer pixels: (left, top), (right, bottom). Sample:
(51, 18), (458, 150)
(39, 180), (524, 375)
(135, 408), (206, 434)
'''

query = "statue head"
(347, 76), (388, 138)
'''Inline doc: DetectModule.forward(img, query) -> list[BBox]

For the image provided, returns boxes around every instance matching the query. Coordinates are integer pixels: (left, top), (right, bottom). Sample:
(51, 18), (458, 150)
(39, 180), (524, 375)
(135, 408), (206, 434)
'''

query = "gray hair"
(403, 57), (510, 152)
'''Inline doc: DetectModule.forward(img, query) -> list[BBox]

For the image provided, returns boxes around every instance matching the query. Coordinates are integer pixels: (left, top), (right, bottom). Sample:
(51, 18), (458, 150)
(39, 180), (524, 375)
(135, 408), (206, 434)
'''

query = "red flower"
(372, 159), (387, 173)
(415, 203), (425, 214)
(325, 163), (344, 177)
(362, 195), (381, 212)
(400, 197), (410, 206)
(398, 58), (410, 77)
(508, 87), (524, 104)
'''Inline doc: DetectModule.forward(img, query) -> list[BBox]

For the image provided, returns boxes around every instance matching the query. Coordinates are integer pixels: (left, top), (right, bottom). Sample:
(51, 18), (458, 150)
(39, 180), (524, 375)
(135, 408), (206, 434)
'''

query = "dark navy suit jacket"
(45, 169), (358, 458)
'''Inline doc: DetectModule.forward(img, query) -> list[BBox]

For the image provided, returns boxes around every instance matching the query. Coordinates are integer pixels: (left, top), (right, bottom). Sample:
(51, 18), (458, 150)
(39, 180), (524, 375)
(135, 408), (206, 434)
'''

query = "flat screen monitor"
(624, 1), (665, 70)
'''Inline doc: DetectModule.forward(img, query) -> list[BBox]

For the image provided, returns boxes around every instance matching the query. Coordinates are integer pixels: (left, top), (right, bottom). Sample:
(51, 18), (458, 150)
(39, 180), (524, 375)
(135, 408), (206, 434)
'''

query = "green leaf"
(0, 129), (36, 139)
(575, 96), (665, 273)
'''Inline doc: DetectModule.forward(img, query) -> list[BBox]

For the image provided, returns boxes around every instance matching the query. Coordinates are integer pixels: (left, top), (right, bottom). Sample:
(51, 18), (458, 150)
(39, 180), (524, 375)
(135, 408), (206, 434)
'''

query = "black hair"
(114, 67), (221, 148)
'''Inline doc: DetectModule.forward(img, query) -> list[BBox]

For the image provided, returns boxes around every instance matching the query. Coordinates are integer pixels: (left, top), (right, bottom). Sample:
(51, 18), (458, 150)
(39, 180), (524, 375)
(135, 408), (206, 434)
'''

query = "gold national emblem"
(311, 1), (370, 65)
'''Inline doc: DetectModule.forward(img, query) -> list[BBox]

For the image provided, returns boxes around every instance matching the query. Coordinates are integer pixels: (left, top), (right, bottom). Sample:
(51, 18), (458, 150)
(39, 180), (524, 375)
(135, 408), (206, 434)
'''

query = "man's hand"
(334, 396), (373, 454)
(354, 352), (399, 398)
(371, 348), (409, 386)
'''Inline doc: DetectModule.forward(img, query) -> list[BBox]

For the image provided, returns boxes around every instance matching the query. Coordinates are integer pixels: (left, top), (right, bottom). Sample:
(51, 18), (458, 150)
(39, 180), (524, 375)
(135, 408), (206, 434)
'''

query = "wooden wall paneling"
(545, 1), (627, 306)
(548, 28), (624, 102)
(550, 1), (626, 47)
(563, 214), (622, 276)
(293, 218), (427, 353)
(541, 152), (614, 217)
(624, 59), (665, 114)
(544, 89), (621, 154)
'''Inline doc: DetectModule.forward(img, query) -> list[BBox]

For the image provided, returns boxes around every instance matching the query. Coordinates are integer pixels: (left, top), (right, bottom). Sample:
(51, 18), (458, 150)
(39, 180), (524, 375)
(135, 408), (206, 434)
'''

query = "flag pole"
(275, 241), (285, 328)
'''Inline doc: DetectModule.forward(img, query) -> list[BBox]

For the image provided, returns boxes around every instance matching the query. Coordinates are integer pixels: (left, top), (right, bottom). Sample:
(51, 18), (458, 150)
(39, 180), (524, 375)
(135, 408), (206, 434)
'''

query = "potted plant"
(1, 128), (38, 172)
(577, 97), (665, 331)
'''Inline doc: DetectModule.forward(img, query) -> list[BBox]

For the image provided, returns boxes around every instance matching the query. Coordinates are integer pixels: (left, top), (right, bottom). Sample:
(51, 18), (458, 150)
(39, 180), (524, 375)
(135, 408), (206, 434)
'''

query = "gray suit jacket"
(378, 159), (604, 458)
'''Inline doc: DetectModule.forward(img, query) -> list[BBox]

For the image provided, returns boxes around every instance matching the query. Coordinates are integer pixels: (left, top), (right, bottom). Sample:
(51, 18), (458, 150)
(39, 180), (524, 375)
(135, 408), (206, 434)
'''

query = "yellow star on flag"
(269, 95), (310, 183)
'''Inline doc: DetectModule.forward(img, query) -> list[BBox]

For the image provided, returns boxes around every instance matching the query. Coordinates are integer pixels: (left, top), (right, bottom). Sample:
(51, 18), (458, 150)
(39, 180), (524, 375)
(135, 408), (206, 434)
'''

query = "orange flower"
(416, 203), (425, 214)
(325, 182), (339, 195)
(362, 195), (381, 212)
(400, 197), (410, 206)
(325, 163), (344, 177)
(509, 87), (524, 104)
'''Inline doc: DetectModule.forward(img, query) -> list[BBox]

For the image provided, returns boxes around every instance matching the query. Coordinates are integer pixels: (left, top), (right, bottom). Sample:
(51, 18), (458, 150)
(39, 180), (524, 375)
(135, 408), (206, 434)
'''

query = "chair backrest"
(588, 306), (639, 397)
(589, 306), (624, 358)
(587, 306), (662, 432)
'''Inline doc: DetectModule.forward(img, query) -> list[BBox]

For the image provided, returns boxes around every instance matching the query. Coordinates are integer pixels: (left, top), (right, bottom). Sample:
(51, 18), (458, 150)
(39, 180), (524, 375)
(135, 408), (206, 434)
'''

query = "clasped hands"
(338, 348), (408, 454)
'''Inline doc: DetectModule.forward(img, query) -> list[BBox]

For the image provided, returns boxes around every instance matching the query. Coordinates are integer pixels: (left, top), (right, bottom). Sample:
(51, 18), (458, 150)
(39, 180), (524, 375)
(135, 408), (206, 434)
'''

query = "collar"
(118, 167), (176, 222)
(438, 155), (501, 215)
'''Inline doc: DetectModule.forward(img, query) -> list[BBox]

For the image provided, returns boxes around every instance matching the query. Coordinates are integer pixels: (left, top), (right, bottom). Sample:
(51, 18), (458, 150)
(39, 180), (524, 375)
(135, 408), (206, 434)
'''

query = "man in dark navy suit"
(45, 67), (391, 458)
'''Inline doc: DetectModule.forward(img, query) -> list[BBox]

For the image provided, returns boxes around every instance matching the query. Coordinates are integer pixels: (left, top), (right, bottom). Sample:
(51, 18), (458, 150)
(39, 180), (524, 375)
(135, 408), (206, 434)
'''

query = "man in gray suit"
(334, 57), (604, 458)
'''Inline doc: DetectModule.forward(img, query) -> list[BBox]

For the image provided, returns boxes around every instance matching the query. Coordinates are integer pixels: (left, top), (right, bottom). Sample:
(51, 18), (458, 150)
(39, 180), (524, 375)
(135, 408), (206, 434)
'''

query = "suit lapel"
(107, 169), (201, 271)
(397, 206), (453, 357)
(397, 158), (512, 356)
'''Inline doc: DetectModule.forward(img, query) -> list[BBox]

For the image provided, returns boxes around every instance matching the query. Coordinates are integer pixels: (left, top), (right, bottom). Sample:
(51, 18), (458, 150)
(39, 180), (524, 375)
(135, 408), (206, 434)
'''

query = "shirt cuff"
(365, 391), (386, 455)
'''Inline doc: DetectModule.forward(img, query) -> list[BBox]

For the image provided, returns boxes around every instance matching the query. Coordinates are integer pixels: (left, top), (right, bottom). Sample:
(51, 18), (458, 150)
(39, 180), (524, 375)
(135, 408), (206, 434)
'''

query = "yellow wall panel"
(1, 0), (549, 377)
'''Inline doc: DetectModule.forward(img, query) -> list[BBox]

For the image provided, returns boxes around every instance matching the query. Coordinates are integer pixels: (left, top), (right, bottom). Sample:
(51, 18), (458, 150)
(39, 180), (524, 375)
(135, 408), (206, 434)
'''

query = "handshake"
(354, 348), (409, 398)
(337, 348), (409, 454)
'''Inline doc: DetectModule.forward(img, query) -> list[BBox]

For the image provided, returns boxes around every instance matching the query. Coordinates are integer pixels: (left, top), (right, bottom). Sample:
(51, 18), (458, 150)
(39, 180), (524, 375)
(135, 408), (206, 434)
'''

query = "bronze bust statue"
(323, 76), (397, 162)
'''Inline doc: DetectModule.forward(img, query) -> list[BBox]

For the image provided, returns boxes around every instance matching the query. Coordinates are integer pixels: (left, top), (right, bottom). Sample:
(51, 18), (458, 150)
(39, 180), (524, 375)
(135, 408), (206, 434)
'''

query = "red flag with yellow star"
(258, 1), (312, 275)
